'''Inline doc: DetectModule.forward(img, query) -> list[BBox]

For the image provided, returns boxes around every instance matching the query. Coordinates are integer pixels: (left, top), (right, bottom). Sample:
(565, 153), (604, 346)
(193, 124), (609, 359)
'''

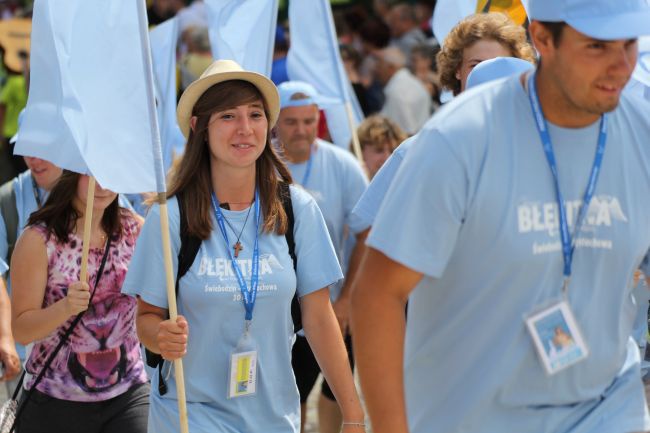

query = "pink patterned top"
(25, 210), (147, 402)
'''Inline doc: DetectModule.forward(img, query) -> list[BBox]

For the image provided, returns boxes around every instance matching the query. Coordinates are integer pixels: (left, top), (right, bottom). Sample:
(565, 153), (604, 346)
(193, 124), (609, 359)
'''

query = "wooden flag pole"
(135, 0), (189, 430)
(79, 176), (96, 282)
(345, 101), (364, 164)
(158, 193), (190, 433)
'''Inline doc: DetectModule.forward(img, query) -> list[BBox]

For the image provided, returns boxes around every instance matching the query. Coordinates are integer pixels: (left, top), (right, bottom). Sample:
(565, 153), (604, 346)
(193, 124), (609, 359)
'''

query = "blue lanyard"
(211, 190), (261, 322)
(527, 72), (607, 290)
(301, 143), (314, 187)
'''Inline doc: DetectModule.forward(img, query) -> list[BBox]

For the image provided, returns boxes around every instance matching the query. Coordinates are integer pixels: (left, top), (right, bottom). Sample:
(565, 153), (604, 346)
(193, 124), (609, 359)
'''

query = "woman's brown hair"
(168, 80), (293, 240)
(437, 13), (536, 95)
(28, 170), (122, 243)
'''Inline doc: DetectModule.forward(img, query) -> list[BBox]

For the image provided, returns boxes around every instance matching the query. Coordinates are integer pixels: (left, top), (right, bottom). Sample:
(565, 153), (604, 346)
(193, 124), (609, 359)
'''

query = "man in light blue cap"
(275, 80), (368, 433)
(352, 0), (650, 432)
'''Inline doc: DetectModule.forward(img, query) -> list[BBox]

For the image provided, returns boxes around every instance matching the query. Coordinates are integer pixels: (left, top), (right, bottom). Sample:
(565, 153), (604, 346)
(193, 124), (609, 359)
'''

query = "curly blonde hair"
(437, 13), (535, 95)
(354, 115), (407, 153)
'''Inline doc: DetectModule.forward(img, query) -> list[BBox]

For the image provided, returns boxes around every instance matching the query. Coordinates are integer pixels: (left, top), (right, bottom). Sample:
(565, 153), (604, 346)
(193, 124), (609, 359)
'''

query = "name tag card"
(228, 350), (258, 398)
(525, 300), (589, 375)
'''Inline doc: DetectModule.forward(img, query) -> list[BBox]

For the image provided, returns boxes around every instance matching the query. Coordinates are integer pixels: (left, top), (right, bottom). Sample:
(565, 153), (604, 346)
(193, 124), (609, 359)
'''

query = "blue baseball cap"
(522, 0), (650, 40)
(466, 57), (534, 90)
(277, 81), (339, 110)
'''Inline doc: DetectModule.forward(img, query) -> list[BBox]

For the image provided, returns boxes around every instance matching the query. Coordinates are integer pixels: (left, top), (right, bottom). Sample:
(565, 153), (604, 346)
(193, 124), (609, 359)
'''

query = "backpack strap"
(279, 182), (302, 333)
(0, 179), (18, 266)
(147, 193), (202, 395)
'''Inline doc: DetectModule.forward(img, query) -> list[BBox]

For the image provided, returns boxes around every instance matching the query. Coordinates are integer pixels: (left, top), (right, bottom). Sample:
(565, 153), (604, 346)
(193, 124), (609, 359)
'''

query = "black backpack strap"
(279, 182), (301, 333)
(0, 179), (18, 266)
(147, 193), (202, 395)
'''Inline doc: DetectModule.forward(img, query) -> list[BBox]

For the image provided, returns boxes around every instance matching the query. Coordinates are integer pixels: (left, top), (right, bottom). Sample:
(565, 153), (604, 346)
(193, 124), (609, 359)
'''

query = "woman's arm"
(0, 276), (19, 379)
(351, 248), (423, 433)
(11, 228), (88, 345)
(136, 299), (188, 360)
(301, 288), (366, 432)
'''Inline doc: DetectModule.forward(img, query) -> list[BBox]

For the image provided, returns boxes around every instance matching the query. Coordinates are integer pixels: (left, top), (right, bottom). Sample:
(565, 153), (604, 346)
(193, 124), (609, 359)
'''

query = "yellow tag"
(229, 350), (257, 398)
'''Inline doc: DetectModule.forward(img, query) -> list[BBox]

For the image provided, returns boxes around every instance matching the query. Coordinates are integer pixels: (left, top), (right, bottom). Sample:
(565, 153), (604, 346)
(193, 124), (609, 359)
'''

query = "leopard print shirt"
(25, 211), (148, 402)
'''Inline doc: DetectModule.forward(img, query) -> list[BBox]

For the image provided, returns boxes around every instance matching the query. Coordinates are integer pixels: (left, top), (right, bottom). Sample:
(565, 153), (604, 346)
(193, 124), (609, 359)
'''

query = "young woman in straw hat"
(122, 60), (365, 433)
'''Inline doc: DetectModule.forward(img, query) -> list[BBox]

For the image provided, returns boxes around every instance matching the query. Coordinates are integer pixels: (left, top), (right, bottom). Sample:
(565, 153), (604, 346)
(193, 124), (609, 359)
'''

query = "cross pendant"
(233, 242), (243, 258)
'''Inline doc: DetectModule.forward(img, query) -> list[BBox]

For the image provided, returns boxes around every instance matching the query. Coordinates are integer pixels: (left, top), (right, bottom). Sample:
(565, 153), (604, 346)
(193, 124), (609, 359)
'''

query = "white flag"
(150, 17), (185, 172)
(287, 0), (364, 149)
(205, 0), (278, 76)
(432, 0), (475, 46)
(16, 0), (157, 193)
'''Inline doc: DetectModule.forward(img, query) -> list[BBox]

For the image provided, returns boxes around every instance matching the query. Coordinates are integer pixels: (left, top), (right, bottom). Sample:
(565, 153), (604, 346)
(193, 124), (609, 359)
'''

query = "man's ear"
(190, 116), (198, 132)
(528, 21), (554, 59)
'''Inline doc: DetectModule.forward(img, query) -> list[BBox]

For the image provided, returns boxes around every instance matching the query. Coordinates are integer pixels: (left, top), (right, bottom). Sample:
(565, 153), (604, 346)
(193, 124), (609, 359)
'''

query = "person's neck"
(283, 142), (313, 164)
(211, 163), (256, 211)
(73, 200), (106, 242)
(535, 66), (600, 128)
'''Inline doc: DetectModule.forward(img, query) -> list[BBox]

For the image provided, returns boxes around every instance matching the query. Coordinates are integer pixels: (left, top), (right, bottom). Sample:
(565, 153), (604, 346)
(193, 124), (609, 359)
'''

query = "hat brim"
(177, 70), (280, 138)
(568, 10), (650, 41)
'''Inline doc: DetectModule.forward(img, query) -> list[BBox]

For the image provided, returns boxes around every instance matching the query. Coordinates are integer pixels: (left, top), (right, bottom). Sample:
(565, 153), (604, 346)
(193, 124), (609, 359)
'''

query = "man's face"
(536, 24), (638, 118)
(276, 104), (320, 157)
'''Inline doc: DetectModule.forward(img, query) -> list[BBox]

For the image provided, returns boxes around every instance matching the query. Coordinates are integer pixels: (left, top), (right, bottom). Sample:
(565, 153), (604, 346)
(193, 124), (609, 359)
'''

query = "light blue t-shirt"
(349, 136), (416, 231)
(122, 185), (342, 433)
(368, 76), (650, 433)
(286, 139), (367, 300)
(0, 258), (7, 275)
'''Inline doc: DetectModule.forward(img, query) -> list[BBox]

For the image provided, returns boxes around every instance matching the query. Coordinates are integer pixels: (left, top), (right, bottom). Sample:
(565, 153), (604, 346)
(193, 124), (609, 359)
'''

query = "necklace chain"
(221, 203), (253, 257)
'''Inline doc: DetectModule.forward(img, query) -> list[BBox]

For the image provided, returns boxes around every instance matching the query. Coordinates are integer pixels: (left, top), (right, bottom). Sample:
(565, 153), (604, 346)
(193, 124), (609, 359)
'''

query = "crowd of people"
(0, 0), (650, 432)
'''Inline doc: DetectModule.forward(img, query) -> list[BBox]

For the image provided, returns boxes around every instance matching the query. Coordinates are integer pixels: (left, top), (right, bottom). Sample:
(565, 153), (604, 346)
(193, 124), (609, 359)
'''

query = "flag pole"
(136, 1), (189, 432)
(345, 102), (363, 163)
(79, 176), (96, 282)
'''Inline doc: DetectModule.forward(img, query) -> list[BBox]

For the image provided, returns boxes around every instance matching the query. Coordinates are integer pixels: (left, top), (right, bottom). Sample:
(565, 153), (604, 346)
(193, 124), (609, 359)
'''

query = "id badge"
(525, 300), (589, 375)
(228, 331), (258, 398)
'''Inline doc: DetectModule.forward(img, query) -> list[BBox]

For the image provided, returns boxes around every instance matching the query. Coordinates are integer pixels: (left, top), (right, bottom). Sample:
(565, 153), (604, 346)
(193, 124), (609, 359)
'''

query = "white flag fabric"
(432, 0), (475, 46)
(287, 0), (364, 149)
(204, 0), (278, 76)
(150, 17), (185, 173)
(626, 36), (650, 100)
(634, 37), (650, 87)
(16, 0), (157, 194)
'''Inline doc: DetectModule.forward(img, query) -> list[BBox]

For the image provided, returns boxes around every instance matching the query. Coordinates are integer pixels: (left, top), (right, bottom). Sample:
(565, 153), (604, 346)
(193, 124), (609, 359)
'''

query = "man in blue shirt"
(352, 1), (650, 432)
(275, 81), (368, 433)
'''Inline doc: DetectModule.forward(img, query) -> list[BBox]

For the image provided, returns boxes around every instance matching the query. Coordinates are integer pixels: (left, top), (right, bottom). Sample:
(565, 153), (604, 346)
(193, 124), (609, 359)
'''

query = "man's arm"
(351, 247), (423, 433)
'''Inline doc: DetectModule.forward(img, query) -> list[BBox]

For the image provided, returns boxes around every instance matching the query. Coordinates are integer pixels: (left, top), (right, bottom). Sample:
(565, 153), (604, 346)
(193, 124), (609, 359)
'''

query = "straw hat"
(176, 59), (280, 138)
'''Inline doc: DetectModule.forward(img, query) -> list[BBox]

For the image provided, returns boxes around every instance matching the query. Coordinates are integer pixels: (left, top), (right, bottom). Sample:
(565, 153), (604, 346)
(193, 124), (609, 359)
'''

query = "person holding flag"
(9, 171), (149, 433)
(352, 0), (650, 432)
(122, 60), (365, 433)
